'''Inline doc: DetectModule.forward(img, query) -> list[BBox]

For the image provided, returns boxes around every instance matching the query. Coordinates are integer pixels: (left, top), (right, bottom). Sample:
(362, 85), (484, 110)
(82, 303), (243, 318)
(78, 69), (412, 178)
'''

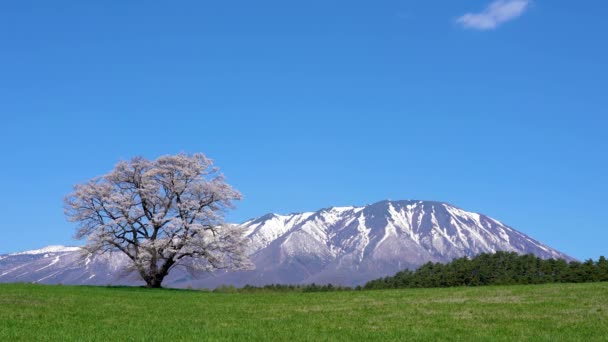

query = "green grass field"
(1, 282), (607, 341)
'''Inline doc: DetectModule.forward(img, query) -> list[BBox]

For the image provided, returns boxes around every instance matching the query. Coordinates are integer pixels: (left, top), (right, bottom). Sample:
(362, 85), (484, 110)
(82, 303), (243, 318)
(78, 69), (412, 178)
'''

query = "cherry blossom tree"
(64, 153), (249, 288)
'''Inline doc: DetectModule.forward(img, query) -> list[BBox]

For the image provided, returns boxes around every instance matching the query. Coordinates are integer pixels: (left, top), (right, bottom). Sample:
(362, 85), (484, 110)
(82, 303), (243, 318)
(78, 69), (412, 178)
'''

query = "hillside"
(1, 282), (606, 341)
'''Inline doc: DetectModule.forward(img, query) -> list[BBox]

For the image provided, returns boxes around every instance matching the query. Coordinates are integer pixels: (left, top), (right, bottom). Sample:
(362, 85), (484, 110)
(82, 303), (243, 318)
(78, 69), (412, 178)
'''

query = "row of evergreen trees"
(364, 252), (608, 290)
(212, 253), (608, 292)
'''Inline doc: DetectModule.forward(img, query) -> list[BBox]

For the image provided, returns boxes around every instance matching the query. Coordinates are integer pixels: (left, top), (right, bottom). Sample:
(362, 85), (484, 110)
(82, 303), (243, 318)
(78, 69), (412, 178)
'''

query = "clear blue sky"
(1, 1), (606, 260)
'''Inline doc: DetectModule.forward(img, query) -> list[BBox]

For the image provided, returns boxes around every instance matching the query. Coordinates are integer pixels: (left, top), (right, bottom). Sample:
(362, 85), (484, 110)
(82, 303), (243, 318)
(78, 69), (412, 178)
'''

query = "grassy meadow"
(0, 282), (607, 341)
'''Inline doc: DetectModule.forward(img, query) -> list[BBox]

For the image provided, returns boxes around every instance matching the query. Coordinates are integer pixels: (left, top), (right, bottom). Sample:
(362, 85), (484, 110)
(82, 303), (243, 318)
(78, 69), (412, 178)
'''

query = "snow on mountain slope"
(0, 200), (573, 287)
(8, 245), (81, 256)
(209, 200), (570, 287)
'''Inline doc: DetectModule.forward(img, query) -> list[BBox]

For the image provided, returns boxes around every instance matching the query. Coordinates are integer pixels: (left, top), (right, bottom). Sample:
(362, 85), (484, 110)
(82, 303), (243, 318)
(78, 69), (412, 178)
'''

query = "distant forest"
(364, 252), (608, 290)
(221, 252), (608, 293)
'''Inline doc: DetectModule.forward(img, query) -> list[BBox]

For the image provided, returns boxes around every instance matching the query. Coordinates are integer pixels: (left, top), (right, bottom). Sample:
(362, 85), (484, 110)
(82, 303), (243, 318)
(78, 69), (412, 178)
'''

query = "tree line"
(364, 252), (608, 290)
(213, 252), (608, 292)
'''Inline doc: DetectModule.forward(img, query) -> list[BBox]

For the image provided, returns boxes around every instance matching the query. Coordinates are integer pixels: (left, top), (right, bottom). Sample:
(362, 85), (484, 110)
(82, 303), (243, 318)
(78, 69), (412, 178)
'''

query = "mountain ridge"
(0, 199), (573, 287)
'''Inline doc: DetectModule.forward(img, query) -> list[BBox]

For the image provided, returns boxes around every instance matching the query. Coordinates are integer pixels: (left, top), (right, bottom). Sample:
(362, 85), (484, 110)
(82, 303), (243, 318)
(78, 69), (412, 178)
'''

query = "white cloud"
(456, 0), (530, 30)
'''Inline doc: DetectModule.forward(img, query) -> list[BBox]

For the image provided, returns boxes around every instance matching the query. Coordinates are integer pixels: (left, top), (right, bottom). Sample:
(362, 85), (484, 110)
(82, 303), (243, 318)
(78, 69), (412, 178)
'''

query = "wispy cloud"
(456, 0), (530, 30)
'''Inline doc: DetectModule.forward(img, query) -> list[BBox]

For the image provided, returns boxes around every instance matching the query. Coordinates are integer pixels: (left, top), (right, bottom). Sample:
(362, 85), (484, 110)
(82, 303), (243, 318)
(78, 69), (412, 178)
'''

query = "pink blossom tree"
(64, 153), (249, 288)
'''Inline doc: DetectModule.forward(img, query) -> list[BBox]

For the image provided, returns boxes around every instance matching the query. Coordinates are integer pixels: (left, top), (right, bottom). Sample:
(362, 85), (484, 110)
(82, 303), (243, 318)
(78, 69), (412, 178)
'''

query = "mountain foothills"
(0, 200), (573, 288)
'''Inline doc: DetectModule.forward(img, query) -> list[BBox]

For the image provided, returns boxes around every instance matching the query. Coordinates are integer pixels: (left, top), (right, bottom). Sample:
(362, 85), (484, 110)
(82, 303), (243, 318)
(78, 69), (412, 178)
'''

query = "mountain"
(0, 200), (573, 287)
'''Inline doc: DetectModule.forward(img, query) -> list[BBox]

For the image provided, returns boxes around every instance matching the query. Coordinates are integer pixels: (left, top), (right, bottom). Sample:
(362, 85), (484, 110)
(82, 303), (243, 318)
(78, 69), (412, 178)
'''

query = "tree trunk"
(145, 280), (163, 288)
(143, 259), (174, 288)
(144, 273), (166, 288)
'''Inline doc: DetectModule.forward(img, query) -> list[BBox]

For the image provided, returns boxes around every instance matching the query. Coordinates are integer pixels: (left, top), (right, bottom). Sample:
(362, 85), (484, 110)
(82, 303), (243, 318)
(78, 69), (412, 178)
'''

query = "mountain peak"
(238, 199), (573, 285)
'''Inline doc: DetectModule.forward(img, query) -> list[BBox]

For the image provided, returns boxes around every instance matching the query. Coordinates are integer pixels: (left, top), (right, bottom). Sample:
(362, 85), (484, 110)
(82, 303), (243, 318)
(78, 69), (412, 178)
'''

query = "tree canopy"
(364, 252), (608, 290)
(64, 153), (250, 288)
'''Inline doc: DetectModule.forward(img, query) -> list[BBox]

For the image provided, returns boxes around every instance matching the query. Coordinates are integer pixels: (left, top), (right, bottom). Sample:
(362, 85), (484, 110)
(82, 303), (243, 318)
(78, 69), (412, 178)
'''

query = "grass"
(0, 282), (607, 341)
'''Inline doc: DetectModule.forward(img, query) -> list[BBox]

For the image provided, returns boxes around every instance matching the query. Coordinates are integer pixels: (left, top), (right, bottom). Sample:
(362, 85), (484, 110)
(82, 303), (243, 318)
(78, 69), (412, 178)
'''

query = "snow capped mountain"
(218, 200), (571, 286)
(0, 200), (573, 287)
(8, 245), (81, 256)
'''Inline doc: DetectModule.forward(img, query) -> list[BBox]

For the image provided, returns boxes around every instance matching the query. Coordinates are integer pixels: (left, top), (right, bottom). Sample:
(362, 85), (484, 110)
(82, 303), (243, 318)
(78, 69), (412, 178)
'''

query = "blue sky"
(0, 1), (606, 260)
